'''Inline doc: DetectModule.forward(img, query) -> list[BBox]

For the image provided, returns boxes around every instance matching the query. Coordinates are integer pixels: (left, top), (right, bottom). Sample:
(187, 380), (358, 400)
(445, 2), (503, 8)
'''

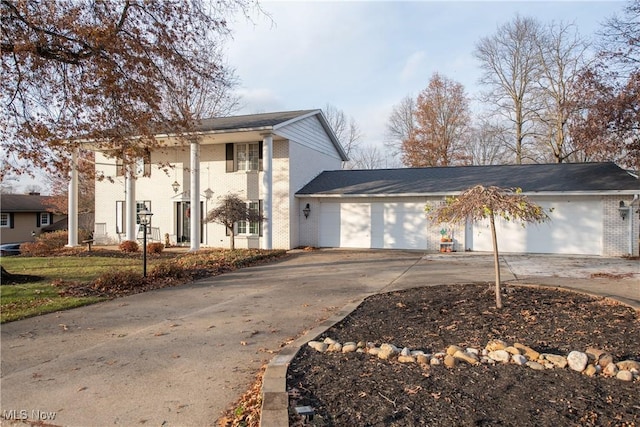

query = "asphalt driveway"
(1, 250), (638, 426)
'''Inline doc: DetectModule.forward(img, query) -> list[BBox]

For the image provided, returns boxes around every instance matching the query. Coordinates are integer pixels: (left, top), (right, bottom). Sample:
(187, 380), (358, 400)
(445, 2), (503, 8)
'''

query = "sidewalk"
(1, 250), (638, 426)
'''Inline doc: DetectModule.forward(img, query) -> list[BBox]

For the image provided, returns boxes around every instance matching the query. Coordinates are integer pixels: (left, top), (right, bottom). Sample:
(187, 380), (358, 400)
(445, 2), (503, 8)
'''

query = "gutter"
(295, 190), (640, 198)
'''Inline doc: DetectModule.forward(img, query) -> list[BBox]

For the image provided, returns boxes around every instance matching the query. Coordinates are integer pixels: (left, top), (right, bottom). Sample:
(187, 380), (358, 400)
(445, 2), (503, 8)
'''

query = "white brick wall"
(602, 196), (639, 257)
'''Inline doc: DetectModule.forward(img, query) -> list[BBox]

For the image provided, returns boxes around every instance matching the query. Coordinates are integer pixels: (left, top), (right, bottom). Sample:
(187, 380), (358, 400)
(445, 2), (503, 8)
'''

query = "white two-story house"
(81, 109), (639, 257)
(93, 110), (347, 250)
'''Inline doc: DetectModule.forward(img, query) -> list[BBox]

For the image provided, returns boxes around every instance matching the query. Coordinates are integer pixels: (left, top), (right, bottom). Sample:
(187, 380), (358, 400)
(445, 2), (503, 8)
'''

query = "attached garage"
(319, 200), (428, 249)
(297, 163), (639, 257)
(470, 197), (603, 255)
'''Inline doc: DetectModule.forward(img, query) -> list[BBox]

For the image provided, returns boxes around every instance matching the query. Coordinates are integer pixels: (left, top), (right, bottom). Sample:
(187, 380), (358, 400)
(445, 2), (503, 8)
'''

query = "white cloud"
(400, 51), (426, 83)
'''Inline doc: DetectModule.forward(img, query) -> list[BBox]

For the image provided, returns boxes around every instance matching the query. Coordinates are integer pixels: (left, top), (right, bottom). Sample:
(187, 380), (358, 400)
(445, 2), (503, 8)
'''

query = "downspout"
(629, 194), (639, 256)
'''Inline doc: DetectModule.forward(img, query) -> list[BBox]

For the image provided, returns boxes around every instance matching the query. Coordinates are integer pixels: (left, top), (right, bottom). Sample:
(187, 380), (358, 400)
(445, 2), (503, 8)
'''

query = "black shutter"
(225, 143), (234, 173)
(36, 213), (41, 227)
(9, 213), (14, 229)
(259, 141), (264, 171)
(49, 213), (54, 225)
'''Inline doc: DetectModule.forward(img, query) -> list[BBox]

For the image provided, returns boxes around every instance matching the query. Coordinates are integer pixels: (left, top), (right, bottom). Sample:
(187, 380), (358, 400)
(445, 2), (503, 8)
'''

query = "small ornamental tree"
(204, 193), (264, 250)
(427, 185), (548, 308)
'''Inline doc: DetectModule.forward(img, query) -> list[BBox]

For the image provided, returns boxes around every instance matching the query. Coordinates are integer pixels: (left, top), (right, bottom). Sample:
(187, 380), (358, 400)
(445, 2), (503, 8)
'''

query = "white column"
(125, 168), (137, 241)
(262, 134), (273, 249)
(190, 139), (200, 251)
(66, 150), (79, 247)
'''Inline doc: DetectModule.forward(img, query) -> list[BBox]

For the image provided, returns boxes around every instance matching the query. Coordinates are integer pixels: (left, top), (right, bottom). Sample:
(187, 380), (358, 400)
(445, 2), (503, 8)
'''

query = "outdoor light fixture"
(619, 201), (629, 220)
(138, 208), (154, 277)
(203, 188), (214, 200)
(302, 203), (311, 219)
(171, 180), (180, 194)
(295, 406), (314, 421)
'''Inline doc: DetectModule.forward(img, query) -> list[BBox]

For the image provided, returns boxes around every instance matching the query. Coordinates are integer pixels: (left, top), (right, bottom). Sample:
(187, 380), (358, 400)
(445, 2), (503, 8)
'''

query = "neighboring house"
(93, 110), (348, 250)
(0, 194), (64, 244)
(87, 109), (639, 257)
(296, 162), (640, 257)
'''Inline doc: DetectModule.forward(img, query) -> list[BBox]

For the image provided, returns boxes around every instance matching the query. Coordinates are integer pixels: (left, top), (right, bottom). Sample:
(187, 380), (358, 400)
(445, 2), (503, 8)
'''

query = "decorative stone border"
(259, 285), (639, 427)
(307, 337), (640, 382)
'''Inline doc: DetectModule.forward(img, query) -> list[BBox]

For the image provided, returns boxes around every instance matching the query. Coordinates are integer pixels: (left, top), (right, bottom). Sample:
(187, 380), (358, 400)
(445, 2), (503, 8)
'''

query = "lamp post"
(138, 208), (153, 277)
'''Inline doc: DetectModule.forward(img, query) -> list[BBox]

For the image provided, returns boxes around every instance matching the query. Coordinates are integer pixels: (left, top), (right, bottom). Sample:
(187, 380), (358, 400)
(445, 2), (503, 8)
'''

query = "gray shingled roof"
(1, 194), (54, 212)
(196, 110), (318, 132)
(296, 162), (639, 196)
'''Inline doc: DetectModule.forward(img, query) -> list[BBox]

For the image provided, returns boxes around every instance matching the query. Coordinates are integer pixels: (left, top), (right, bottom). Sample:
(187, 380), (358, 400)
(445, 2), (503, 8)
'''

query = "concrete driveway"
(1, 250), (638, 426)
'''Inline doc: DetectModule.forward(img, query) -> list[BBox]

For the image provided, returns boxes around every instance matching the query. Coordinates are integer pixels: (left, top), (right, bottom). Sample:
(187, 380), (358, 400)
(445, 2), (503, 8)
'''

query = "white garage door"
(470, 198), (603, 255)
(319, 201), (428, 250)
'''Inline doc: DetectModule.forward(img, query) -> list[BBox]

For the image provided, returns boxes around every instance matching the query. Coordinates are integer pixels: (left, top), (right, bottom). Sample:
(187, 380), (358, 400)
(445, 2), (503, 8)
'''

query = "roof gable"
(194, 110), (348, 161)
(296, 163), (640, 196)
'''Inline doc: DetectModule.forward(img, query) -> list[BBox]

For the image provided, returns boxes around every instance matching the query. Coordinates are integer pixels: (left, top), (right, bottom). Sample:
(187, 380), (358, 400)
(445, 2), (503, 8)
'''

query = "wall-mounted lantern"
(619, 201), (630, 220)
(171, 180), (180, 194)
(302, 203), (311, 219)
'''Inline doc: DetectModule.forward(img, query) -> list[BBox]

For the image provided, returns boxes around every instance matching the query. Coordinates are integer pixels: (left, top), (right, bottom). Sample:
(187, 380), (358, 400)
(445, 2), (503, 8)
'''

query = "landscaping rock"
(616, 370), (633, 382)
(488, 350), (510, 363)
(598, 353), (614, 368)
(512, 354), (527, 366)
(342, 343), (357, 353)
(514, 343), (540, 361)
(542, 354), (567, 369)
(504, 346), (522, 355)
(526, 361), (545, 371)
(603, 363), (618, 377)
(308, 341), (328, 352)
(397, 355), (416, 363)
(444, 354), (456, 368)
(485, 339), (508, 352)
(446, 345), (463, 356)
(583, 364), (597, 377)
(567, 351), (588, 372)
(453, 350), (479, 365)
(616, 360), (640, 371)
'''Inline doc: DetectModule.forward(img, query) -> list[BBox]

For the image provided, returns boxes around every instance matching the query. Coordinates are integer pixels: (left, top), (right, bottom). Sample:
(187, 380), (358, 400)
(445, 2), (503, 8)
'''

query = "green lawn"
(0, 256), (157, 323)
(1, 249), (286, 323)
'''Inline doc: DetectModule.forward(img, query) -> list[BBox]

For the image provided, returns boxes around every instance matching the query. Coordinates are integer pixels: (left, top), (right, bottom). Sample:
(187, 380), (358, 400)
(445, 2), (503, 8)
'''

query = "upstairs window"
(226, 142), (263, 172)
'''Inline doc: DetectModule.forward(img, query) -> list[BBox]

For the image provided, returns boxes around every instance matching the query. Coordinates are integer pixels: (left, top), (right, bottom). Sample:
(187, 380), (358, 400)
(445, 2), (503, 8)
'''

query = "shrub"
(149, 261), (192, 280)
(20, 230), (85, 256)
(91, 270), (146, 294)
(146, 242), (164, 254)
(119, 240), (139, 253)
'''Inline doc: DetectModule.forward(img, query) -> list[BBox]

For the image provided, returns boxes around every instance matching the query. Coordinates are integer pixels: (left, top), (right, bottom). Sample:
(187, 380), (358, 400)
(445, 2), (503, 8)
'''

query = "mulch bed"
(287, 283), (640, 426)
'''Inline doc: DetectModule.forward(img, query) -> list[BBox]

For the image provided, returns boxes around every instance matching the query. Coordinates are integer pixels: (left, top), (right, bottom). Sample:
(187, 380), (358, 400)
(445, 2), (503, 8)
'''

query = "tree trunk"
(229, 229), (235, 251)
(489, 213), (503, 308)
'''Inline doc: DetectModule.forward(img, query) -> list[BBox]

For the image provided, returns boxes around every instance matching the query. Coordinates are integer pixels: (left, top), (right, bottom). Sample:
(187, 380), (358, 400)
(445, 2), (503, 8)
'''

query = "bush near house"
(146, 242), (164, 254)
(119, 240), (139, 253)
(20, 230), (92, 256)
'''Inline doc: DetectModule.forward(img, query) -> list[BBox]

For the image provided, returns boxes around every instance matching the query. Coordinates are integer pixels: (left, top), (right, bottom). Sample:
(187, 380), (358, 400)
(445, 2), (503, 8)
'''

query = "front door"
(175, 201), (204, 244)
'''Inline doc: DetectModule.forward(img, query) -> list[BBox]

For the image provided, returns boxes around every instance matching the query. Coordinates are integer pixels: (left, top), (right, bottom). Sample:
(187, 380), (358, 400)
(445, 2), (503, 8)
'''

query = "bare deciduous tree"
(323, 104), (363, 167)
(475, 15), (544, 164)
(465, 119), (511, 165)
(427, 185), (548, 308)
(203, 193), (263, 250)
(385, 95), (416, 160)
(534, 21), (590, 163)
(402, 73), (471, 167)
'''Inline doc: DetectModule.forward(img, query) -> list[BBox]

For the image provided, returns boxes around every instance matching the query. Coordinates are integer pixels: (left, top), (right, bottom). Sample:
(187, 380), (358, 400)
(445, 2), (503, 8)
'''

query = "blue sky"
(226, 0), (625, 151)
